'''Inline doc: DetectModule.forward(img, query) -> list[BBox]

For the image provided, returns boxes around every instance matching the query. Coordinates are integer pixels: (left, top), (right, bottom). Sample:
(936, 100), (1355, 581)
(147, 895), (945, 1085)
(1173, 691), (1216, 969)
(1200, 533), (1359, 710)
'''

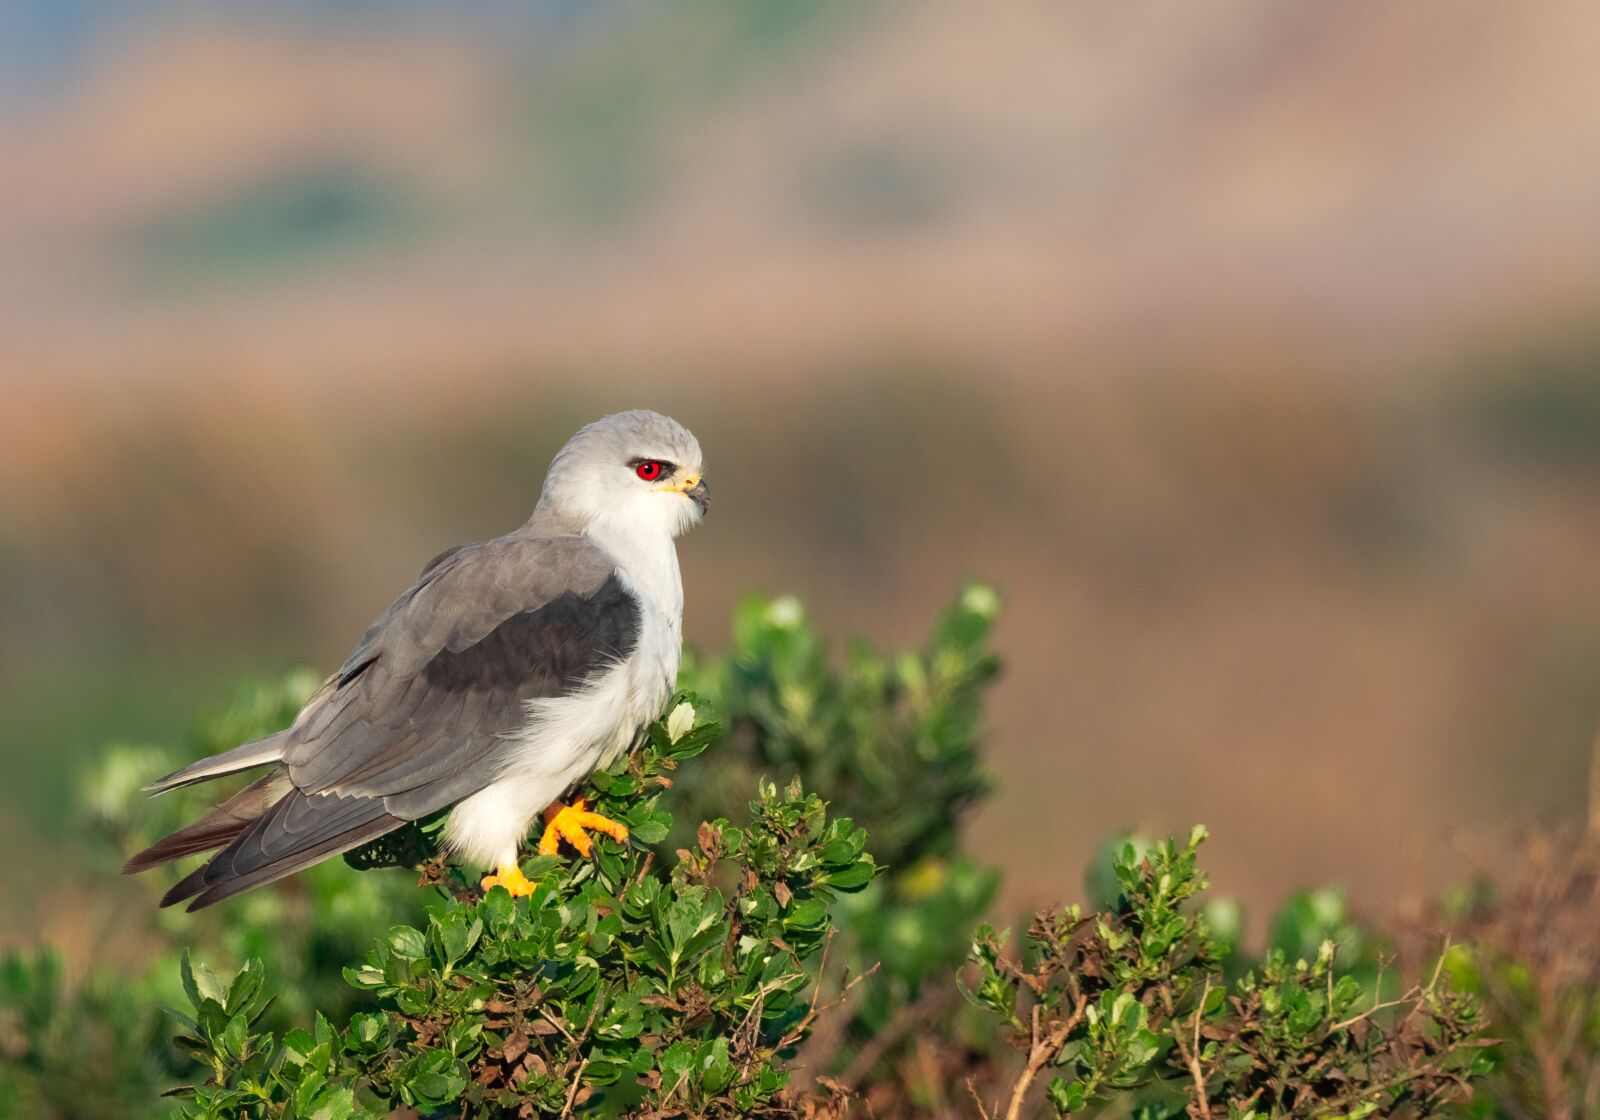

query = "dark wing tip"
(158, 863), (212, 908)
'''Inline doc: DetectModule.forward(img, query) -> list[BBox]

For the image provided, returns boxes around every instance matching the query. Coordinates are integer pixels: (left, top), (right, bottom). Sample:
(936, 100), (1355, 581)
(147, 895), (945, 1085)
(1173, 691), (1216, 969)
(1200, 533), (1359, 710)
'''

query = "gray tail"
(127, 719), (407, 910)
(156, 789), (403, 911)
(122, 771), (290, 874)
(142, 729), (289, 795)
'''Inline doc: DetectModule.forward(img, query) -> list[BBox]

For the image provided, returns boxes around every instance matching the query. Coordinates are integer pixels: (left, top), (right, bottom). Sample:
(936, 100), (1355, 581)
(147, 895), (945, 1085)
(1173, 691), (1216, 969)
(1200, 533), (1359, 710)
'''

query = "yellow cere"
(658, 472), (700, 493)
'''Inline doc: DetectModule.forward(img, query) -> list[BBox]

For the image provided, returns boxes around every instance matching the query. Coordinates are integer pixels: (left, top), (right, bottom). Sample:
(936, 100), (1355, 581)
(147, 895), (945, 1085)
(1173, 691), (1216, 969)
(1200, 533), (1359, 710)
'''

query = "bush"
(1433, 832), (1600, 1120)
(676, 589), (1004, 1102)
(0, 586), (1526, 1117)
(965, 829), (1488, 1119)
(165, 699), (877, 1117)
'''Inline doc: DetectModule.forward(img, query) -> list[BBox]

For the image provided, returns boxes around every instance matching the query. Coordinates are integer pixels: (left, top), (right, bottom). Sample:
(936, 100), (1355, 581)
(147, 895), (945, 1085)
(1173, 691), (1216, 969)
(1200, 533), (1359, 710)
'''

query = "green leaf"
(224, 958), (264, 1016)
(219, 1012), (249, 1061)
(305, 1084), (359, 1120)
(282, 1027), (319, 1066)
(386, 925), (427, 961)
(823, 858), (877, 891)
(402, 1049), (468, 1109)
(665, 700), (697, 743)
(345, 1012), (388, 1054)
(1048, 1076), (1087, 1114)
(657, 1038), (697, 1089)
(178, 951), (200, 1011)
(701, 1037), (734, 1094)
(782, 897), (829, 931)
(293, 1070), (327, 1114)
(432, 914), (482, 970)
(628, 813), (671, 846)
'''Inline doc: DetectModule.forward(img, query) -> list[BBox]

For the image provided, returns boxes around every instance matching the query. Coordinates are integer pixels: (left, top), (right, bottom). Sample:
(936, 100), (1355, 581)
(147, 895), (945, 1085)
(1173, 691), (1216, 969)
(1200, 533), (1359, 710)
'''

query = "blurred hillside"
(1, 0), (1597, 938)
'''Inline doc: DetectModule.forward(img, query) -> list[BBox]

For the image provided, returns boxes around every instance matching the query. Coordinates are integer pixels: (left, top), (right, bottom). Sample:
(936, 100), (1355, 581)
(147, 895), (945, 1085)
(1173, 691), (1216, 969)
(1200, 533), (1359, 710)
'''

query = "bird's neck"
(584, 515), (683, 622)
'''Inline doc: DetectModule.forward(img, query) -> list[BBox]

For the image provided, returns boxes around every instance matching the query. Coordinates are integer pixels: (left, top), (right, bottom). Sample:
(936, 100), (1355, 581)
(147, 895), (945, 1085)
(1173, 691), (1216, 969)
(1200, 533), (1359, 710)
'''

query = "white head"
(536, 410), (709, 539)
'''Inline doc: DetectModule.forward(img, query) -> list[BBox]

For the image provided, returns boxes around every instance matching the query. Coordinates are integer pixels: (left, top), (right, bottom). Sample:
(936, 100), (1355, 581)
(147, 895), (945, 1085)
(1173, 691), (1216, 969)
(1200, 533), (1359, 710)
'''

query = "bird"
(123, 410), (709, 910)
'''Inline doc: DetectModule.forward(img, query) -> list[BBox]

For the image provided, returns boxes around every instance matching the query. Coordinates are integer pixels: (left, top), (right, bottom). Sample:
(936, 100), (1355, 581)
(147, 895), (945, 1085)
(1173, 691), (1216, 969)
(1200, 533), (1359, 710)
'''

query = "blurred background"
(1, 0), (1597, 950)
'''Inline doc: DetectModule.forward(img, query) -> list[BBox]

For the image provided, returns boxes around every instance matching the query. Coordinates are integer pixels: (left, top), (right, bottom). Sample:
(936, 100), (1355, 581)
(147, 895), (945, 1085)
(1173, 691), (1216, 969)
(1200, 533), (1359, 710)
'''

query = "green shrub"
(965, 829), (1488, 1119)
(0, 586), (1525, 1117)
(676, 588), (1004, 1098)
(164, 699), (877, 1117)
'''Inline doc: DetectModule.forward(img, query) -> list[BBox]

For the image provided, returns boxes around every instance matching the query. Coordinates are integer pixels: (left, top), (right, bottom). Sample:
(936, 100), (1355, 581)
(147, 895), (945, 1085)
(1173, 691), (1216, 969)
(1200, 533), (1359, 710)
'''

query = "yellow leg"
(480, 862), (538, 897)
(537, 797), (630, 858)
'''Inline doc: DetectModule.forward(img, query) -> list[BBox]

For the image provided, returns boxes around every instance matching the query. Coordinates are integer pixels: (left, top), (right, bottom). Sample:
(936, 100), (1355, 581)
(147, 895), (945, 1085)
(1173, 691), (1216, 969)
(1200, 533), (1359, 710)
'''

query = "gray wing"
(156, 531), (641, 909)
(287, 533), (639, 809)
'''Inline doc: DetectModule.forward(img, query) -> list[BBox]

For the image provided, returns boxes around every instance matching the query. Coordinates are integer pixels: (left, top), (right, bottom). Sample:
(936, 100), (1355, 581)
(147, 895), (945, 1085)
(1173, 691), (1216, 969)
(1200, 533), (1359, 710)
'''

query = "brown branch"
(1329, 989), (1421, 1033)
(559, 1056), (589, 1119)
(1533, 981), (1576, 1120)
(730, 932), (880, 1099)
(771, 932), (878, 1059)
(968, 1075), (993, 1120)
(630, 850), (655, 889)
(537, 1006), (579, 1047)
(1173, 978), (1214, 1120)
(1001, 996), (1087, 1120)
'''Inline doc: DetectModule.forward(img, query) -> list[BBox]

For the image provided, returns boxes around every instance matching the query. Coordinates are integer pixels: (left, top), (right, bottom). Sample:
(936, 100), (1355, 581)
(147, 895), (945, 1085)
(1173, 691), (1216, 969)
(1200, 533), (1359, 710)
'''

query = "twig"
(774, 934), (878, 1055)
(537, 1006), (579, 1046)
(1176, 978), (1214, 1120)
(1533, 964), (1576, 1120)
(559, 1056), (589, 1119)
(1426, 938), (1450, 993)
(1330, 992), (1418, 1033)
(1002, 996), (1087, 1120)
(967, 1075), (992, 1120)
(660, 1066), (693, 1108)
(838, 986), (957, 1089)
(731, 986), (768, 1081)
(793, 963), (851, 1090)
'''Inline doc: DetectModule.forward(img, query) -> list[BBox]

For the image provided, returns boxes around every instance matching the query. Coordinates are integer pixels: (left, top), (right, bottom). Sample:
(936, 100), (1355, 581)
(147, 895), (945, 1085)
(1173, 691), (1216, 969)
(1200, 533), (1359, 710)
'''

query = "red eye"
(635, 460), (663, 481)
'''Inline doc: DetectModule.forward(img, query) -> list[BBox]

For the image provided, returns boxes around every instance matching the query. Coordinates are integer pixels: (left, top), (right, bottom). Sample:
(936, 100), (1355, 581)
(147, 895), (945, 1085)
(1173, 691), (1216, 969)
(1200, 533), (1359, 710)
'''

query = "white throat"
(584, 510), (684, 626)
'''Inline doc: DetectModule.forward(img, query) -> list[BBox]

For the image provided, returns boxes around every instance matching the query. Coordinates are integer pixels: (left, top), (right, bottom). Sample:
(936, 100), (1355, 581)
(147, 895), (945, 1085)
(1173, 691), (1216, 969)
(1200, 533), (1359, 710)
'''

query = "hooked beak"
(663, 472), (711, 514)
(685, 477), (711, 514)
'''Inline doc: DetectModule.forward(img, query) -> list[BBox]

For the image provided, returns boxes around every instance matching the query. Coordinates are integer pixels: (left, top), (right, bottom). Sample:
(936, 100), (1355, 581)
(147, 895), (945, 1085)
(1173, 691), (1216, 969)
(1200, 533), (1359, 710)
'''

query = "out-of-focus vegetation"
(6, 587), (1597, 1117)
(2, 3), (1598, 1113)
(5, 0), (1600, 940)
(1432, 833), (1600, 1120)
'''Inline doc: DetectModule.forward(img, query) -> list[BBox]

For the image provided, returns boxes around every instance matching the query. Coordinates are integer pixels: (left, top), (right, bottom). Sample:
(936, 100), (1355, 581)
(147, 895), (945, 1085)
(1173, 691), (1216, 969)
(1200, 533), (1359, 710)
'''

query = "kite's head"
(540, 410), (709, 539)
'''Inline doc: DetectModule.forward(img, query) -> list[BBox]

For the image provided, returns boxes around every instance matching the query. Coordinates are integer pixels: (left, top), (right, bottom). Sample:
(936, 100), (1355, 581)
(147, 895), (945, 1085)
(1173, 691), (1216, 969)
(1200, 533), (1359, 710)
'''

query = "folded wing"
(127, 531), (640, 910)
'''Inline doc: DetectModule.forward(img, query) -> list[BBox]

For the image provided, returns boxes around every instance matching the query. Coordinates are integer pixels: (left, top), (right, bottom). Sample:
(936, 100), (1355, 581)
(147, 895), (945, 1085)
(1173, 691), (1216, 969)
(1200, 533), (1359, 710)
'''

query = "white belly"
(443, 567), (679, 869)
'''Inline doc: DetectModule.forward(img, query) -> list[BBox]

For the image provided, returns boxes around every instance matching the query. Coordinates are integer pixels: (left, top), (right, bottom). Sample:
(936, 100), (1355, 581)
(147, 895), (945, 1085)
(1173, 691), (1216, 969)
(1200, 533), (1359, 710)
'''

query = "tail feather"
(158, 862), (213, 908)
(181, 815), (400, 911)
(127, 714), (410, 910)
(148, 785), (404, 911)
(122, 771), (290, 874)
(143, 730), (289, 795)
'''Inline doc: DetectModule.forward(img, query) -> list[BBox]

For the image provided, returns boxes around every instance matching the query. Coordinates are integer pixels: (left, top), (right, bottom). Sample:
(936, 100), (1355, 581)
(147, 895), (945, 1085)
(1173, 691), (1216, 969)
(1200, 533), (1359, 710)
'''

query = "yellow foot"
(480, 863), (538, 897)
(538, 797), (629, 858)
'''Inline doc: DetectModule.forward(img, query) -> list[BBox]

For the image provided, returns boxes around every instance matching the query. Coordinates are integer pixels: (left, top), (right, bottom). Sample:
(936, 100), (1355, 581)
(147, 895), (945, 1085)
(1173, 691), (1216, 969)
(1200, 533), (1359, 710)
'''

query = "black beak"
(687, 478), (711, 513)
